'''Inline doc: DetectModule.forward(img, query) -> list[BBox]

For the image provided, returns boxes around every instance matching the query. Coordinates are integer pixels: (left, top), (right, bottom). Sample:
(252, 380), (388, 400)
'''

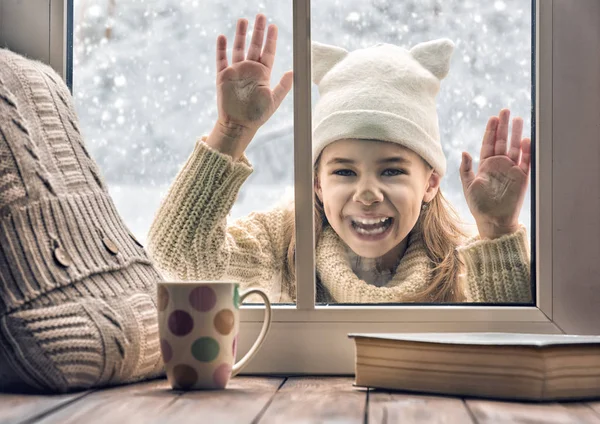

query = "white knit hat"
(311, 38), (455, 178)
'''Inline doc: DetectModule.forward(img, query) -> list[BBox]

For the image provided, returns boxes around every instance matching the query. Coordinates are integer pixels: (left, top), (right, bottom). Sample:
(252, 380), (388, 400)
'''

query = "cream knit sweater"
(147, 137), (532, 304)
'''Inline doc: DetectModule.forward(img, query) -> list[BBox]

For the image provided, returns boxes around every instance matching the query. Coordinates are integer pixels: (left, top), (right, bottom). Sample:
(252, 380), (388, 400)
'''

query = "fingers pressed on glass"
(232, 18), (248, 63)
(480, 116), (498, 162)
(495, 109), (510, 155)
(519, 138), (532, 174)
(247, 14), (267, 62)
(508, 117), (524, 163)
(260, 25), (278, 69)
(272, 70), (294, 109)
(216, 35), (228, 73)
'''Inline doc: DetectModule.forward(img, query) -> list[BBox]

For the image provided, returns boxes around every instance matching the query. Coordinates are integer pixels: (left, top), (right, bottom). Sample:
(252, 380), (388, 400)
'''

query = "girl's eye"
(383, 169), (406, 176)
(333, 169), (355, 177)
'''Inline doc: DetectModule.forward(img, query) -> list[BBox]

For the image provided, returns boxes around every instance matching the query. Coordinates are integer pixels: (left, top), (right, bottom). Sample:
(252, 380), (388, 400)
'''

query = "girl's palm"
(215, 14), (293, 132)
(459, 109), (531, 236)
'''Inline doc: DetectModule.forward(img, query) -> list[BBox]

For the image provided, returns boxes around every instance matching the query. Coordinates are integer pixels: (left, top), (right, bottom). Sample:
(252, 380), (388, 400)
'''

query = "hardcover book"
(349, 332), (600, 401)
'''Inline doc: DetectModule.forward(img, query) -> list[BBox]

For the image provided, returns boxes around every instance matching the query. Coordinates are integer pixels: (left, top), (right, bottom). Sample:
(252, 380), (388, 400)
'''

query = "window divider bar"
(49, 0), (65, 79)
(535, 0), (553, 319)
(293, 0), (316, 311)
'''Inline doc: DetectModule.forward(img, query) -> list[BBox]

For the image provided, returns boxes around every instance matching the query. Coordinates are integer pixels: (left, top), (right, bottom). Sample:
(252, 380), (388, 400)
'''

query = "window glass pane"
(73, 2), (295, 304)
(311, 0), (533, 305)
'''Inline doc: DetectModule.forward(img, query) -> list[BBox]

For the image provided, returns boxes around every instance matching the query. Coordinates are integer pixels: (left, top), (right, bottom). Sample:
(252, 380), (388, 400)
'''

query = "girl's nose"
(353, 185), (384, 205)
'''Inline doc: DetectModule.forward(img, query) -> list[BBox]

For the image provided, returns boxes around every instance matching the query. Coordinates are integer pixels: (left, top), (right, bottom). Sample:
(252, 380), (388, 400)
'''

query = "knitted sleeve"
(456, 224), (532, 303)
(146, 137), (289, 302)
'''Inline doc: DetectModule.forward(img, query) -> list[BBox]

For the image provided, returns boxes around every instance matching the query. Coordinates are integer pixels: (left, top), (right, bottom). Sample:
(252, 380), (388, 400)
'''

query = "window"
(3, 0), (599, 373)
(72, 1), (295, 248)
(72, 0), (535, 308)
(310, 0), (534, 305)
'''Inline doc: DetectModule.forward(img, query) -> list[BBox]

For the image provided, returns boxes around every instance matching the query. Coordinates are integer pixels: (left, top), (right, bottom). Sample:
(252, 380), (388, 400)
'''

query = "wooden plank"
(466, 400), (600, 424)
(0, 390), (89, 424)
(588, 403), (600, 416)
(561, 403), (600, 421)
(33, 379), (177, 424)
(368, 391), (474, 424)
(257, 377), (366, 424)
(15, 375), (599, 424)
(151, 376), (284, 424)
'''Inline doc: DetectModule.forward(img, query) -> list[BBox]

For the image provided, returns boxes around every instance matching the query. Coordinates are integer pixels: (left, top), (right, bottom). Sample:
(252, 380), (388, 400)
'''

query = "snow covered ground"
(73, 0), (532, 246)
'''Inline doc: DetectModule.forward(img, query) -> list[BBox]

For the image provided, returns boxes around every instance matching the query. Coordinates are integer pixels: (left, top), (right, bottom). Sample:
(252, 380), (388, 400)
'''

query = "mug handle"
(231, 288), (272, 377)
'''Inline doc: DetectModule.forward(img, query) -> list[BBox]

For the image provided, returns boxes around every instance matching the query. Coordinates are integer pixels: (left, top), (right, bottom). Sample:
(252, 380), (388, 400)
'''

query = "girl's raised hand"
(215, 14), (293, 136)
(459, 109), (532, 239)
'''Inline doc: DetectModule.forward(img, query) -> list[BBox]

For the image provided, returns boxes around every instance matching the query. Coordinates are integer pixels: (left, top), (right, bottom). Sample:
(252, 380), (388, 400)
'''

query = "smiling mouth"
(350, 217), (393, 235)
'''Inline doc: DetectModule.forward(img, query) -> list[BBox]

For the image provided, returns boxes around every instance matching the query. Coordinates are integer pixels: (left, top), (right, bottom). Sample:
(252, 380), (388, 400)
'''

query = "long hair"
(280, 158), (472, 303)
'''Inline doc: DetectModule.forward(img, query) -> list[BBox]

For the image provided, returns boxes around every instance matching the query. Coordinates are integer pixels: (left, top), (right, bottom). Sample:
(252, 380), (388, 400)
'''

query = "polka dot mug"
(157, 281), (272, 390)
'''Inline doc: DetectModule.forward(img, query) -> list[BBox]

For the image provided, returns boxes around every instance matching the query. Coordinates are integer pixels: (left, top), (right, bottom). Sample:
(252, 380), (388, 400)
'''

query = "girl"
(148, 13), (532, 304)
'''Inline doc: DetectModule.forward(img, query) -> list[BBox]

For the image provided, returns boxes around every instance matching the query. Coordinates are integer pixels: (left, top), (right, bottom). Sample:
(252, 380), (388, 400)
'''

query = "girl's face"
(315, 139), (441, 260)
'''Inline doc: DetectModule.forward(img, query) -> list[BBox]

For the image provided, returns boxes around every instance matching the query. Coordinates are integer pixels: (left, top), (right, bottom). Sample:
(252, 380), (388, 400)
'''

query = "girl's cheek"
(386, 191), (408, 203)
(385, 184), (413, 199)
(322, 182), (352, 201)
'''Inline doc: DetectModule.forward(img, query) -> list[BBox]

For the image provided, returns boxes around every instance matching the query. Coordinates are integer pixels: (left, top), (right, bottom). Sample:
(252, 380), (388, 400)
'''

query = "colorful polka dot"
(233, 285), (240, 309)
(168, 310), (194, 336)
(172, 364), (198, 390)
(189, 286), (217, 312)
(213, 363), (232, 389)
(157, 285), (169, 311)
(191, 337), (220, 362)
(160, 339), (172, 363)
(214, 309), (235, 335)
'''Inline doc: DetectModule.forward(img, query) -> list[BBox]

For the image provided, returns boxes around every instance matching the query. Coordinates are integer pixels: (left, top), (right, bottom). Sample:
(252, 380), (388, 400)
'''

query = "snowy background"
(72, 0), (532, 247)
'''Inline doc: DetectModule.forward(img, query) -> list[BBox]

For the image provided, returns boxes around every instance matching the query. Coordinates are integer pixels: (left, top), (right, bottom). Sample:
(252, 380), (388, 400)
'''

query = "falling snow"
(473, 95), (488, 108)
(113, 75), (127, 87)
(495, 1), (508, 12)
(346, 12), (361, 22)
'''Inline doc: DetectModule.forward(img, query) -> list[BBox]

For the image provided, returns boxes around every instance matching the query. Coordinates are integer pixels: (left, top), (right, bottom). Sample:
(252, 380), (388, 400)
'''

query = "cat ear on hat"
(311, 41), (348, 85)
(409, 38), (455, 80)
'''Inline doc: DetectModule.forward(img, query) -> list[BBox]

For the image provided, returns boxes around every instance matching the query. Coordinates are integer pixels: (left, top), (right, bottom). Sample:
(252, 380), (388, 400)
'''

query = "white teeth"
(352, 217), (390, 225)
(355, 226), (387, 235)
(350, 217), (392, 236)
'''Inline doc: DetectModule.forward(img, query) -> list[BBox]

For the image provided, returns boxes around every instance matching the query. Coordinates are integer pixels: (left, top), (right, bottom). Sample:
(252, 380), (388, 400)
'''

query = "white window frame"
(2, 0), (599, 374)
